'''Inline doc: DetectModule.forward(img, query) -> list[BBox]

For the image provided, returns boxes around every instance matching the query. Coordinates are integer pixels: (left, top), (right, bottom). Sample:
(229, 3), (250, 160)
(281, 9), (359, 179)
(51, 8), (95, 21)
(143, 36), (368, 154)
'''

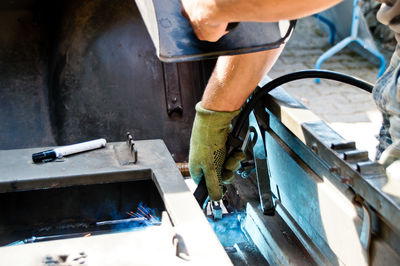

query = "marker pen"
(32, 138), (107, 163)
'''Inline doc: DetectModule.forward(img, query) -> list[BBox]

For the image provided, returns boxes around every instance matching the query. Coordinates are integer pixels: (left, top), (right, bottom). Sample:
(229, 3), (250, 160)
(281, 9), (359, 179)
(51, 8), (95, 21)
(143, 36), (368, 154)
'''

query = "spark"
(124, 202), (161, 226)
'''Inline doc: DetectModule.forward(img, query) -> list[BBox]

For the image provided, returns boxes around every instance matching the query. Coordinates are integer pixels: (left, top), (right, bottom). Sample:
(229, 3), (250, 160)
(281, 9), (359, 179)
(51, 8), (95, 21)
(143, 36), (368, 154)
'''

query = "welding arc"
(229, 69), (374, 147)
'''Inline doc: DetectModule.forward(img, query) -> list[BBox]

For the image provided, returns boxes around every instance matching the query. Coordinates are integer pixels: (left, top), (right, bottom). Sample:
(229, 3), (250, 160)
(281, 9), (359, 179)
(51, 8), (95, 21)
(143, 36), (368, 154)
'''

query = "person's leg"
(201, 46), (285, 111)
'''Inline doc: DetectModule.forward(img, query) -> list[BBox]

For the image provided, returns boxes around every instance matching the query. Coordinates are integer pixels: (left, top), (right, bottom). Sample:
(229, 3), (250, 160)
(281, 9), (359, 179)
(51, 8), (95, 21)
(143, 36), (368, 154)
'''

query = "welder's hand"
(189, 102), (245, 201)
(180, 0), (229, 42)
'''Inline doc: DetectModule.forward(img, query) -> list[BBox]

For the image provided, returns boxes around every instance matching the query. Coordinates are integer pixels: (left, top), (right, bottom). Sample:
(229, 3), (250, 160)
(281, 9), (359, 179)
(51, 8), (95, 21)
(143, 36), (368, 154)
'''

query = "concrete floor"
(268, 17), (391, 160)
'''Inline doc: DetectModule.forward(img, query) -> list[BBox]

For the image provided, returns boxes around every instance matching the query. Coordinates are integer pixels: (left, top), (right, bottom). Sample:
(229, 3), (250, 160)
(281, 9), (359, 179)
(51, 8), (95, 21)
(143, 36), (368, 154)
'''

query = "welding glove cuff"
(189, 102), (244, 201)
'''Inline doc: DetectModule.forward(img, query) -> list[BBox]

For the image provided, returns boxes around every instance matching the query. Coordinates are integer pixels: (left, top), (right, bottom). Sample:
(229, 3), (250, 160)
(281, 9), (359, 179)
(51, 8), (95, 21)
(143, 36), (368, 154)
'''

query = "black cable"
(230, 69), (374, 141)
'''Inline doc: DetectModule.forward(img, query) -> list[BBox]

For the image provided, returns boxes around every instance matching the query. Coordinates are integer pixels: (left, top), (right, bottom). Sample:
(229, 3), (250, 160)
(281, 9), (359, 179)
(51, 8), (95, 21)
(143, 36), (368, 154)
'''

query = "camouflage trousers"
(373, 53), (400, 160)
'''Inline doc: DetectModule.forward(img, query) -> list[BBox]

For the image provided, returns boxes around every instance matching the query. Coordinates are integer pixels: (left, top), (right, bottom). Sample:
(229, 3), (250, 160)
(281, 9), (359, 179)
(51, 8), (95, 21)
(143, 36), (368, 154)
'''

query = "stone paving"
(268, 17), (392, 160)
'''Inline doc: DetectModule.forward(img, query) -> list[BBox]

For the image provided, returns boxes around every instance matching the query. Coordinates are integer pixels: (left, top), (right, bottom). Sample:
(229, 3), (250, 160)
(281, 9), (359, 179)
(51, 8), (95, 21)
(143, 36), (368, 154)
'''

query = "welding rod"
(95, 217), (148, 226)
(24, 232), (93, 243)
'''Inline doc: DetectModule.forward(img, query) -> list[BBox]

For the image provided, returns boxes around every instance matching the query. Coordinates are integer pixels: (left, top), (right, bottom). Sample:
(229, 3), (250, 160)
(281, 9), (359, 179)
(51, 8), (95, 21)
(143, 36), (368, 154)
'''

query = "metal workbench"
(0, 140), (232, 265)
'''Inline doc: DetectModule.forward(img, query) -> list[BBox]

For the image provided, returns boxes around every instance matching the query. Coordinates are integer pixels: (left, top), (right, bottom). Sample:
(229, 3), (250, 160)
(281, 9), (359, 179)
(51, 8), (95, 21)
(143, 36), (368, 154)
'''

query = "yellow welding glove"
(189, 102), (245, 201)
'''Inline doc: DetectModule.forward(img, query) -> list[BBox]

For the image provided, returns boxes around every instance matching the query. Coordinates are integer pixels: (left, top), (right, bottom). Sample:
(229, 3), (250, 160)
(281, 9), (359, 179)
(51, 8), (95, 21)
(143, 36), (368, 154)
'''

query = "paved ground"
(268, 17), (391, 160)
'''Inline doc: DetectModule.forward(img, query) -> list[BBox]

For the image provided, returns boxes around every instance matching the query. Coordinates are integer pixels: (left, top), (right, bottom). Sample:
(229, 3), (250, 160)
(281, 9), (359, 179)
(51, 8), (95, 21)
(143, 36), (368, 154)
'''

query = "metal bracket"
(162, 63), (183, 116)
(237, 128), (257, 178)
(126, 132), (137, 164)
(239, 123), (275, 215)
(355, 196), (372, 264)
(253, 127), (275, 216)
(252, 102), (276, 216)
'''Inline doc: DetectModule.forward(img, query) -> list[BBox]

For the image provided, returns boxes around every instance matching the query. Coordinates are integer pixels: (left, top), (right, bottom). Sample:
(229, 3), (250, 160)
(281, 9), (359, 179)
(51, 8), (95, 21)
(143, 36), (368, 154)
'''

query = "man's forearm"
(207, 0), (343, 23)
(186, 0), (344, 111)
(181, 0), (343, 42)
(201, 47), (284, 111)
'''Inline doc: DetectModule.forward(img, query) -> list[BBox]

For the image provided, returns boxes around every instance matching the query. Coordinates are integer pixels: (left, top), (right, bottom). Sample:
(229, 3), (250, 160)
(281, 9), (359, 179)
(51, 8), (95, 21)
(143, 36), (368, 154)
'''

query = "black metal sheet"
(135, 0), (295, 62)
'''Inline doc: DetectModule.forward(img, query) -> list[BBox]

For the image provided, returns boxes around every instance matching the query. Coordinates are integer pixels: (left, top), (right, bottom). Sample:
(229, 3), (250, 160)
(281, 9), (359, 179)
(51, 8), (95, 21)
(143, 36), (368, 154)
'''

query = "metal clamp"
(240, 125), (275, 216)
(354, 195), (372, 264)
(210, 200), (223, 220)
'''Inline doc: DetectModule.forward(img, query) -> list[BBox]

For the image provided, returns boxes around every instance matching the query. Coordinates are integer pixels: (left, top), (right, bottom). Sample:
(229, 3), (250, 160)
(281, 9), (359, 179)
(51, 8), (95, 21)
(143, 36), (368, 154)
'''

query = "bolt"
(341, 177), (351, 184)
(376, 199), (382, 209)
(329, 167), (340, 174)
(311, 143), (318, 154)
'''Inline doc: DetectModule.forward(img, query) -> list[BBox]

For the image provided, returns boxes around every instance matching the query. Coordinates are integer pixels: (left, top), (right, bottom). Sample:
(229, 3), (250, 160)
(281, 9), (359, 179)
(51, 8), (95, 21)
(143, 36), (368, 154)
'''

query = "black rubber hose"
(230, 69), (374, 142)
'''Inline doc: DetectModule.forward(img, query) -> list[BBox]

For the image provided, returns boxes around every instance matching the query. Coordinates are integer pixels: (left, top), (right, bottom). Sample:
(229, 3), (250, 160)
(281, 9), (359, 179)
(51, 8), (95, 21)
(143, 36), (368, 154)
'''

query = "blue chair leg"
(313, 14), (336, 45)
(315, 0), (386, 83)
(315, 37), (356, 83)
(355, 39), (386, 78)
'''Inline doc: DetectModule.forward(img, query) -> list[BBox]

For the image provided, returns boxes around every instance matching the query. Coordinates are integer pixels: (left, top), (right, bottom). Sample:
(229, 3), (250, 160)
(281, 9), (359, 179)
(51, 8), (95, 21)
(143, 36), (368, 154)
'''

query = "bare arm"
(183, 0), (344, 111)
(181, 0), (343, 41)
(202, 48), (284, 111)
